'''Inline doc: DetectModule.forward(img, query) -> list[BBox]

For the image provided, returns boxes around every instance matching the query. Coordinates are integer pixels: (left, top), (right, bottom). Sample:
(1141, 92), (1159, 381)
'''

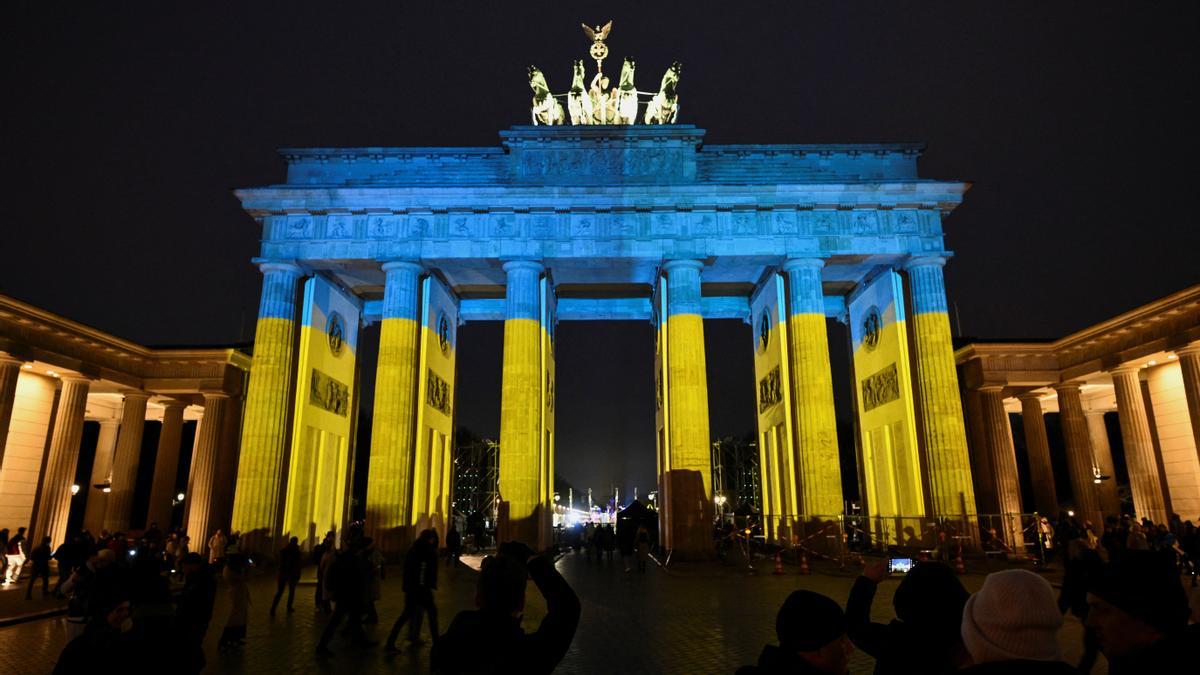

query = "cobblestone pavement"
(0, 552), (1100, 674)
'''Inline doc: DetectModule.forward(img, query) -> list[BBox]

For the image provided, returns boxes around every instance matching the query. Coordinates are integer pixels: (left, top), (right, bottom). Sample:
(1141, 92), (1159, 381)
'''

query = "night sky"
(5, 4), (1198, 499)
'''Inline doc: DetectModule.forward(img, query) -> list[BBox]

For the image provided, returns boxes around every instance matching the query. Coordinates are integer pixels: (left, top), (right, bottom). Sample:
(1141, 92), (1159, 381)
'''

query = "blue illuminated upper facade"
(235, 125), (967, 323)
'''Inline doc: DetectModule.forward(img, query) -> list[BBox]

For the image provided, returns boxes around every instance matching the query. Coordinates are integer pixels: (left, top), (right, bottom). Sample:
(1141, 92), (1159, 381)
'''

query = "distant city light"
(176, 492), (186, 501)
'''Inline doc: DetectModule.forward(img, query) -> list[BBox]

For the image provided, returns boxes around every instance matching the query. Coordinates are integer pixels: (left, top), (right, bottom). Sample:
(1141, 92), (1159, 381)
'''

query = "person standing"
(365, 539), (386, 624)
(0, 529), (9, 583)
(385, 529), (440, 653)
(445, 524), (462, 567)
(206, 529), (227, 565)
(270, 537), (302, 616)
(5, 526), (27, 585)
(635, 524), (651, 573)
(218, 554), (251, 650)
(176, 552), (216, 673)
(25, 536), (53, 599)
(313, 530), (334, 613)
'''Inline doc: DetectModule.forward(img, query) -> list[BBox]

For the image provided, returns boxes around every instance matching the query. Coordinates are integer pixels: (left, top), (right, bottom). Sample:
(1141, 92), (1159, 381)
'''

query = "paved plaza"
(0, 552), (1098, 674)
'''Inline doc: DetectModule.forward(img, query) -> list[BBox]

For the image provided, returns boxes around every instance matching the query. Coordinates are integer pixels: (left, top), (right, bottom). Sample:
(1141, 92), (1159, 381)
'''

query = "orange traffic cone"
(954, 548), (966, 575)
(773, 551), (784, 575)
(799, 551), (811, 575)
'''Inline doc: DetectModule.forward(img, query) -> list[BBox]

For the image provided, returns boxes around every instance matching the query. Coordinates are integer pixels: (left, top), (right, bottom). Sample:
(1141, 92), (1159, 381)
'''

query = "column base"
(497, 501), (549, 550)
(660, 469), (713, 559)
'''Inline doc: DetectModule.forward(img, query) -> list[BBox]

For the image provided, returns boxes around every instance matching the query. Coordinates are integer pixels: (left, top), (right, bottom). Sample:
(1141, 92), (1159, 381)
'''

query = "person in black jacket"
(270, 536), (302, 616)
(385, 528), (440, 652)
(175, 552), (216, 675)
(25, 536), (53, 599)
(738, 590), (854, 675)
(845, 559), (969, 674)
(431, 540), (580, 674)
(316, 536), (375, 655)
(1086, 549), (1197, 674)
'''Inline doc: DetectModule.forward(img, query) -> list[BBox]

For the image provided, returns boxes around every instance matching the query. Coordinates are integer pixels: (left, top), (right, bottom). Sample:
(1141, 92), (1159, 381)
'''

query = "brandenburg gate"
(228, 30), (977, 557)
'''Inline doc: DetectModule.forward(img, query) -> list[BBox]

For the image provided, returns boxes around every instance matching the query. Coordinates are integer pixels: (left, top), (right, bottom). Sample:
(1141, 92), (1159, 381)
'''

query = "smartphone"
(888, 557), (914, 574)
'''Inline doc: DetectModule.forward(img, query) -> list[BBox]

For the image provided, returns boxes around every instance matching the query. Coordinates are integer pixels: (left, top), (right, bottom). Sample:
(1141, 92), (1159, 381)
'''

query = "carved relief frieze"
(367, 214), (399, 239)
(490, 213), (516, 237)
(772, 211), (798, 235)
(612, 212), (640, 237)
(285, 215), (313, 239)
(813, 210), (837, 234)
(406, 215), (433, 238)
(326, 215), (353, 239)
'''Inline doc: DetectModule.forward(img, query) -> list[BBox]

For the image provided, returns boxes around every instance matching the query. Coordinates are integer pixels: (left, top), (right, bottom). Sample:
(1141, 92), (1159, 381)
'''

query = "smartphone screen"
(888, 557), (914, 574)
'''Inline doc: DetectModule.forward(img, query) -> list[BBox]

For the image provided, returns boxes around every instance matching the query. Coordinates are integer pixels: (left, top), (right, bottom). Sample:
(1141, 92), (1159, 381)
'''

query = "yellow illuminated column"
(35, 376), (89, 546)
(230, 261), (303, 555)
(499, 260), (546, 547)
(783, 258), (842, 518)
(103, 391), (150, 533)
(1017, 393), (1059, 516)
(979, 387), (1024, 546)
(186, 392), (228, 553)
(1110, 367), (1168, 523)
(365, 261), (423, 554)
(146, 400), (186, 529)
(1053, 382), (1103, 526)
(904, 256), (977, 523)
(661, 259), (714, 555)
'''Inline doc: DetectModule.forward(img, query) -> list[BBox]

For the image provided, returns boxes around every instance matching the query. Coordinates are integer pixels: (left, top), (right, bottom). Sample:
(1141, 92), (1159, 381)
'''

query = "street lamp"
(70, 484), (80, 496)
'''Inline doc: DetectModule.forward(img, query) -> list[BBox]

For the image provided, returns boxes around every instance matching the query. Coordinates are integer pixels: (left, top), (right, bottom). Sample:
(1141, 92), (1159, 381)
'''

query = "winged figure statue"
(581, 20), (612, 43)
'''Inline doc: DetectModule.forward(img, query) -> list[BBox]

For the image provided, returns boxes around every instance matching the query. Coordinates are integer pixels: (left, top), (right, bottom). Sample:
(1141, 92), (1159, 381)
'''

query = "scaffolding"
(711, 435), (761, 514)
(453, 435), (500, 526)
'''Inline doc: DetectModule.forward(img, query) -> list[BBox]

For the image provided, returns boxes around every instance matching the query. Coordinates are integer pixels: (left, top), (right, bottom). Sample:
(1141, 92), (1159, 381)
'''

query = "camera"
(888, 557), (914, 574)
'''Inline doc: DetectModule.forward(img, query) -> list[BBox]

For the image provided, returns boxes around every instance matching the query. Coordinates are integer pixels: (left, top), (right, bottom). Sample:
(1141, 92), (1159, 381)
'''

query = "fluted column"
(1177, 342), (1200, 464)
(103, 391), (150, 533)
(1110, 367), (1168, 523)
(145, 400), (186, 529)
(230, 261), (303, 555)
(498, 260), (546, 548)
(1053, 382), (1103, 526)
(1085, 410), (1121, 518)
(34, 377), (89, 546)
(1018, 393), (1059, 516)
(964, 388), (998, 513)
(904, 256), (977, 520)
(0, 354), (22, 471)
(186, 393), (227, 553)
(980, 387), (1024, 547)
(365, 260), (423, 555)
(783, 258), (842, 516)
(82, 419), (119, 534)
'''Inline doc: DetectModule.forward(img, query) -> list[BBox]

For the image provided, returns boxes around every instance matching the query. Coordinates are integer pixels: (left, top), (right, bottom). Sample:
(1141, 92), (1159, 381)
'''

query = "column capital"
(501, 259), (544, 274)
(903, 254), (950, 271)
(200, 389), (231, 401)
(119, 389), (151, 402)
(253, 259), (304, 276)
(1016, 391), (1046, 403)
(782, 257), (825, 272)
(661, 259), (704, 274)
(0, 353), (23, 367)
(1052, 380), (1086, 394)
(1175, 341), (1200, 357)
(977, 384), (1007, 395)
(379, 259), (423, 275)
(157, 398), (188, 412)
(1109, 365), (1143, 377)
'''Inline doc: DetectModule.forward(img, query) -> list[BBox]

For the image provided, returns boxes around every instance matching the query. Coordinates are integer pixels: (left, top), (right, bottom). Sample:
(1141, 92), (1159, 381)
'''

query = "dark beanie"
(893, 561), (970, 636)
(776, 590), (847, 652)
(1088, 550), (1189, 634)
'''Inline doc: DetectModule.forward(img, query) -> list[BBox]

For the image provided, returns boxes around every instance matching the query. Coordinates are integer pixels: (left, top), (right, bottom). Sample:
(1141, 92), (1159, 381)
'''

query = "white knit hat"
(961, 569), (1063, 664)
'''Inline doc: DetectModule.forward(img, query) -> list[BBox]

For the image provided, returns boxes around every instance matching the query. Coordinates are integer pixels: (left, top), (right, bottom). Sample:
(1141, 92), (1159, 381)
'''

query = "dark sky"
(4, 3), (1198, 496)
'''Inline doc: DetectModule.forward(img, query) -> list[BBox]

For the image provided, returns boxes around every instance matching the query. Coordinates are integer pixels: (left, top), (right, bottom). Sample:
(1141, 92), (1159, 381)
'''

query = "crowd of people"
(0, 507), (1191, 674)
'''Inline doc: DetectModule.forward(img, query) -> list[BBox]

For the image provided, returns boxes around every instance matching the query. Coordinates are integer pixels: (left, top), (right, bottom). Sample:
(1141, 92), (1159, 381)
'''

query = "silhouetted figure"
(431, 541), (580, 674)
(386, 529), (440, 652)
(313, 530), (335, 612)
(218, 554), (251, 650)
(176, 552), (217, 674)
(52, 535), (82, 596)
(4, 526), (27, 584)
(365, 539), (386, 624)
(316, 537), (374, 655)
(446, 524), (462, 566)
(737, 590), (854, 674)
(25, 536), (53, 599)
(1086, 550), (1197, 673)
(271, 536), (302, 616)
(845, 560), (968, 674)
(53, 596), (133, 674)
(960, 570), (1073, 673)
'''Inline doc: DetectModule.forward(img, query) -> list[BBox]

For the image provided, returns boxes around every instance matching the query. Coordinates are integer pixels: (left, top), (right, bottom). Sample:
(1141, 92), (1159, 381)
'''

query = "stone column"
(0, 354), (22, 471)
(230, 261), (303, 555)
(1177, 342), (1200, 465)
(963, 388), (998, 513)
(365, 261), (423, 555)
(657, 260), (715, 555)
(1085, 410), (1121, 519)
(782, 258), (842, 517)
(102, 391), (150, 533)
(82, 419), (119, 534)
(1053, 382), (1103, 527)
(187, 393), (227, 554)
(1110, 367), (1168, 523)
(145, 400), (186, 529)
(498, 260), (547, 548)
(904, 256), (977, 522)
(34, 377), (89, 546)
(979, 387), (1024, 547)
(1018, 393), (1059, 516)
